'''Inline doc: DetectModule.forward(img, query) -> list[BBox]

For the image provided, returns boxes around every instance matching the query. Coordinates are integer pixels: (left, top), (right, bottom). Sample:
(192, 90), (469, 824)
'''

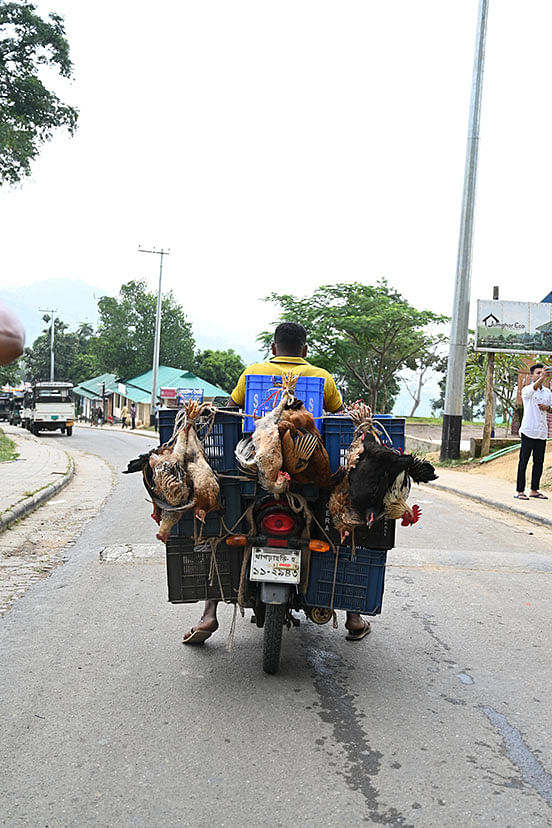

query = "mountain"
(1, 278), (110, 347)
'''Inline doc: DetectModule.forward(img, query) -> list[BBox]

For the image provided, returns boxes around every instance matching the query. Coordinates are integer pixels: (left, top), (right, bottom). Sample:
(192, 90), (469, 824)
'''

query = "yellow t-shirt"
(231, 356), (343, 412)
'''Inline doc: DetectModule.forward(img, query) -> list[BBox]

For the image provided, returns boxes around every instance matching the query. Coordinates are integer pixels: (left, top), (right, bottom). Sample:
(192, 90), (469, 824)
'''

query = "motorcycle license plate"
(250, 547), (301, 584)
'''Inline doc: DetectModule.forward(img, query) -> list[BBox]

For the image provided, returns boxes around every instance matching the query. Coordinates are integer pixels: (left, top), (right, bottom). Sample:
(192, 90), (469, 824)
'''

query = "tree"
(94, 280), (195, 379)
(193, 348), (245, 394)
(0, 356), (21, 385)
(260, 281), (447, 412)
(0, 2), (78, 185)
(24, 315), (76, 381)
(401, 331), (449, 417)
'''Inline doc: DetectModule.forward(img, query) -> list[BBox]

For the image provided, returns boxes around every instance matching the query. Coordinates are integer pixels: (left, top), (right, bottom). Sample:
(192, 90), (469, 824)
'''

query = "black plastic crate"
(166, 538), (243, 603)
(304, 546), (387, 615)
(171, 478), (243, 539)
(158, 410), (242, 472)
(311, 491), (395, 551)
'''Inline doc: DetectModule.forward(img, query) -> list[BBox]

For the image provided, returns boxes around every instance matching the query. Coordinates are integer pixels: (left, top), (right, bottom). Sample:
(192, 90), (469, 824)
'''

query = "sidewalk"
(75, 422), (160, 440)
(431, 467), (552, 528)
(0, 425), (74, 532)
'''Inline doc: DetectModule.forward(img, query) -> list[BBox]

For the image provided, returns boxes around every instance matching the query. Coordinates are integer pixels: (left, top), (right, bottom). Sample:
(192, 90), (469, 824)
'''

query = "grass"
(403, 416), (500, 428)
(0, 429), (18, 462)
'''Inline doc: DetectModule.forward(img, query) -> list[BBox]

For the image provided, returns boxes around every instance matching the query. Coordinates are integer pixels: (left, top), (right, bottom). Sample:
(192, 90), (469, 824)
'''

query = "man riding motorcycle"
(182, 322), (373, 644)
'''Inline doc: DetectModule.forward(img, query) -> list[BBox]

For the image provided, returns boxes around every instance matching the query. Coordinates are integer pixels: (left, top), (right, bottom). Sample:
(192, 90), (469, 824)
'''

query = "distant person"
(121, 404), (130, 428)
(0, 301), (25, 365)
(514, 363), (552, 500)
(96, 405), (103, 427)
(130, 403), (137, 430)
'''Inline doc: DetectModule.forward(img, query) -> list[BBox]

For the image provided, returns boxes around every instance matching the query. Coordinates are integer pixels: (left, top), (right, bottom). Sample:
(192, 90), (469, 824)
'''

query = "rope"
(226, 602), (238, 652)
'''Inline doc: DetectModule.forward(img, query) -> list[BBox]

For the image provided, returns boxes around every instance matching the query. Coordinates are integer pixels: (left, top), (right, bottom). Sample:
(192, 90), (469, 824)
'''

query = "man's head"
(530, 363), (546, 381)
(272, 322), (308, 358)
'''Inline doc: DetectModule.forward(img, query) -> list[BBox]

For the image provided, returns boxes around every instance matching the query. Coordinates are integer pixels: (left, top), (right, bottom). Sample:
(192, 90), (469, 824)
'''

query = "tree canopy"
(260, 281), (448, 412)
(194, 348), (246, 394)
(23, 315), (97, 384)
(94, 280), (196, 379)
(0, 1), (78, 185)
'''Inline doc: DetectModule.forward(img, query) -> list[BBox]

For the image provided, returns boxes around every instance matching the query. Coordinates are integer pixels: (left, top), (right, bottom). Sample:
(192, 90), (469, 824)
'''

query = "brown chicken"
(249, 383), (294, 495)
(278, 399), (341, 487)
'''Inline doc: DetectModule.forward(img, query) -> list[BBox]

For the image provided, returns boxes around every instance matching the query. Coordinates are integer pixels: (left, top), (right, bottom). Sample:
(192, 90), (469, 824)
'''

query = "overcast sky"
(1, 0), (552, 364)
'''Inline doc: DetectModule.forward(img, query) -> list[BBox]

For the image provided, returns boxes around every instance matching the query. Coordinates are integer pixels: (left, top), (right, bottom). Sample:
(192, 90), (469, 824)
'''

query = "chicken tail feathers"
(122, 454), (149, 474)
(408, 456), (438, 483)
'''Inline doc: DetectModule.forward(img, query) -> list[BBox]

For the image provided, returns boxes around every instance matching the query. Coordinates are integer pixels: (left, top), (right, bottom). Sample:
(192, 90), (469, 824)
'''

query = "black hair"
(273, 322), (307, 355)
(530, 363), (544, 374)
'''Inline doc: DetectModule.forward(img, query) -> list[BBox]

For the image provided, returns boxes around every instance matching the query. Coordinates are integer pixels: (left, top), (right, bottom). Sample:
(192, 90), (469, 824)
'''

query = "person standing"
(121, 403), (129, 428)
(130, 402), (137, 430)
(515, 363), (552, 500)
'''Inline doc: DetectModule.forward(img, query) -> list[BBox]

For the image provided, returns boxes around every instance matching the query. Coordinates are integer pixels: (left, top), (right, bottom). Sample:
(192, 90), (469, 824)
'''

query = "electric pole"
(138, 247), (170, 425)
(440, 0), (489, 460)
(39, 309), (56, 381)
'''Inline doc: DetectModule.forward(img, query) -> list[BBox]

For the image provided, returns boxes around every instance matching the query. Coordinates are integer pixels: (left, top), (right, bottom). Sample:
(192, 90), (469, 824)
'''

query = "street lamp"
(138, 247), (170, 425)
(39, 308), (56, 381)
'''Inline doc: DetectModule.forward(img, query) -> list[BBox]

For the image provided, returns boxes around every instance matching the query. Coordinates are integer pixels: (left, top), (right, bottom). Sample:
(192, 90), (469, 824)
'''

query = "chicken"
(329, 401), (437, 540)
(249, 380), (296, 495)
(348, 441), (437, 527)
(123, 400), (220, 541)
(278, 399), (342, 487)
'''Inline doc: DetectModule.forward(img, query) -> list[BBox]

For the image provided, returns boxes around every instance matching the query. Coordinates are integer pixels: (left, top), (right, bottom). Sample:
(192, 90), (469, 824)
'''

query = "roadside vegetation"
(0, 429), (18, 462)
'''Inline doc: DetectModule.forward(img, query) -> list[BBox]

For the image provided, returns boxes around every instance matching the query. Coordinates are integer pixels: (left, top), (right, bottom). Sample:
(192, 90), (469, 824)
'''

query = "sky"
(1, 1), (552, 411)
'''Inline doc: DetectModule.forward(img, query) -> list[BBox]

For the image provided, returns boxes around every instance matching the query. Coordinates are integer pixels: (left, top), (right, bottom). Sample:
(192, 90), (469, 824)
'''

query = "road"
(1, 427), (551, 827)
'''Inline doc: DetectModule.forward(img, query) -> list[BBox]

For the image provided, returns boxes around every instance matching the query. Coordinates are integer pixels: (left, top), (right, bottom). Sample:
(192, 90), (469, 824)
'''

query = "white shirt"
(520, 382), (552, 440)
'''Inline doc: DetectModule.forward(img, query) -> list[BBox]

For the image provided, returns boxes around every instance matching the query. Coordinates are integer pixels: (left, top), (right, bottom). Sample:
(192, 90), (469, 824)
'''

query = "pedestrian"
(514, 363), (552, 501)
(97, 405), (103, 427)
(130, 402), (137, 430)
(121, 403), (129, 428)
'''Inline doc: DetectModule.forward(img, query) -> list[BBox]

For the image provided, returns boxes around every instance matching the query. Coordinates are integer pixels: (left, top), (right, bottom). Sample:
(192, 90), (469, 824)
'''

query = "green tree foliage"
(0, 356), (21, 385)
(194, 348), (245, 394)
(94, 280), (195, 379)
(0, 2), (78, 185)
(23, 316), (98, 384)
(260, 281), (447, 412)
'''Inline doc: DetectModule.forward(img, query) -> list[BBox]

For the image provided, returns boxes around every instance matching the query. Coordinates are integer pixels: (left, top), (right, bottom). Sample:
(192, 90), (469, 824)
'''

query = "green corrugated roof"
(124, 366), (228, 399)
(73, 373), (118, 400)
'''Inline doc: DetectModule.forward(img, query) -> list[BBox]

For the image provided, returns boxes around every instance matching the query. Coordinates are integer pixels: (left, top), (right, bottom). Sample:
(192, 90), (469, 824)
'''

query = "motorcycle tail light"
(260, 512), (296, 536)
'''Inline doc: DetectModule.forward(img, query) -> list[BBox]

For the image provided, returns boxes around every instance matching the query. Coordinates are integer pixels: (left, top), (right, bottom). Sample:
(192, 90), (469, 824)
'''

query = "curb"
(0, 453), (75, 534)
(431, 482), (552, 529)
(74, 424), (159, 440)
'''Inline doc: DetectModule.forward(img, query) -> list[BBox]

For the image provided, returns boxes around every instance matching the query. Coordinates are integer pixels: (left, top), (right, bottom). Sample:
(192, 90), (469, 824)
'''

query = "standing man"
(515, 363), (552, 500)
(130, 402), (137, 430)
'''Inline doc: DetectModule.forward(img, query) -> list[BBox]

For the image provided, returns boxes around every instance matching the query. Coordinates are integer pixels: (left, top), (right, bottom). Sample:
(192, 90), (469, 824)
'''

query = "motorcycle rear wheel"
(262, 603), (286, 675)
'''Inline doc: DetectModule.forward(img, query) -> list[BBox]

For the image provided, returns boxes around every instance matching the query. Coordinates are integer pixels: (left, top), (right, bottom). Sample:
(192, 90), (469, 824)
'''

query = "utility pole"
(480, 286), (499, 457)
(39, 309), (56, 381)
(138, 247), (170, 425)
(440, 0), (489, 460)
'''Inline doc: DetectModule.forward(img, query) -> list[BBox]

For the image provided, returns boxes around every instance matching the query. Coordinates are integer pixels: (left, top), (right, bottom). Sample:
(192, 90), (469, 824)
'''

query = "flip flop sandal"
(182, 628), (213, 645)
(345, 621), (371, 641)
(529, 493), (548, 499)
(514, 494), (529, 500)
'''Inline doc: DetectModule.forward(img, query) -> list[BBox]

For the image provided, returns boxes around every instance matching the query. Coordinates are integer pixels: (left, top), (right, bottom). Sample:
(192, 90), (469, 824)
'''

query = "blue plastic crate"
(304, 547), (387, 615)
(158, 410), (242, 472)
(323, 414), (405, 472)
(243, 374), (324, 431)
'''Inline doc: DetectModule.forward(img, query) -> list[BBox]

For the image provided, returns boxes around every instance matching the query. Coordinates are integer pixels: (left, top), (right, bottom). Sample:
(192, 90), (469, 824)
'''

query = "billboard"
(475, 300), (552, 354)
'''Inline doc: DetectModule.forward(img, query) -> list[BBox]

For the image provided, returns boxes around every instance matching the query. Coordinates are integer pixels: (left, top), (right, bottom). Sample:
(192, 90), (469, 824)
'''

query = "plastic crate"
(311, 490), (395, 551)
(166, 538), (242, 603)
(323, 414), (405, 472)
(304, 546), (387, 614)
(243, 375), (325, 431)
(158, 410), (242, 472)
(171, 479), (242, 539)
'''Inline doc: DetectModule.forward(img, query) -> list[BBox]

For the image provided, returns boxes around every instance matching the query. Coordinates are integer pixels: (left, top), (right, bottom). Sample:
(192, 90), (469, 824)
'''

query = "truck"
(25, 381), (75, 436)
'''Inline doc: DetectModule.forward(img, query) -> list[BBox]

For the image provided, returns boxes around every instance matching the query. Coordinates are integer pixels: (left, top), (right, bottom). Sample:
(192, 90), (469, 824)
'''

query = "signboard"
(177, 388), (204, 405)
(118, 383), (126, 395)
(475, 300), (552, 354)
(160, 387), (177, 399)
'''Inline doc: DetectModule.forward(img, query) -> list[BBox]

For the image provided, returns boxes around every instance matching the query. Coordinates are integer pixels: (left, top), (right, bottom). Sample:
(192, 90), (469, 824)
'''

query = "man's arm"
(0, 302), (25, 365)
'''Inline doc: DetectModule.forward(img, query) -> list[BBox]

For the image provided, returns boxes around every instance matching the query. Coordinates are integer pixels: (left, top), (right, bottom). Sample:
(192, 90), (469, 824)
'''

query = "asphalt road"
(1, 427), (551, 827)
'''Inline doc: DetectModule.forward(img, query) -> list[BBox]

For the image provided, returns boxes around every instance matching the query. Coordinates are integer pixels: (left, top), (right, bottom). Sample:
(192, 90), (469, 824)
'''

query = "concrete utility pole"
(440, 0), (489, 460)
(39, 309), (56, 381)
(138, 247), (170, 425)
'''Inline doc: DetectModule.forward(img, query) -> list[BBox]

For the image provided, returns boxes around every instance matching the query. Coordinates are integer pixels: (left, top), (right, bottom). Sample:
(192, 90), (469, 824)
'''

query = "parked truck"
(25, 381), (75, 436)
